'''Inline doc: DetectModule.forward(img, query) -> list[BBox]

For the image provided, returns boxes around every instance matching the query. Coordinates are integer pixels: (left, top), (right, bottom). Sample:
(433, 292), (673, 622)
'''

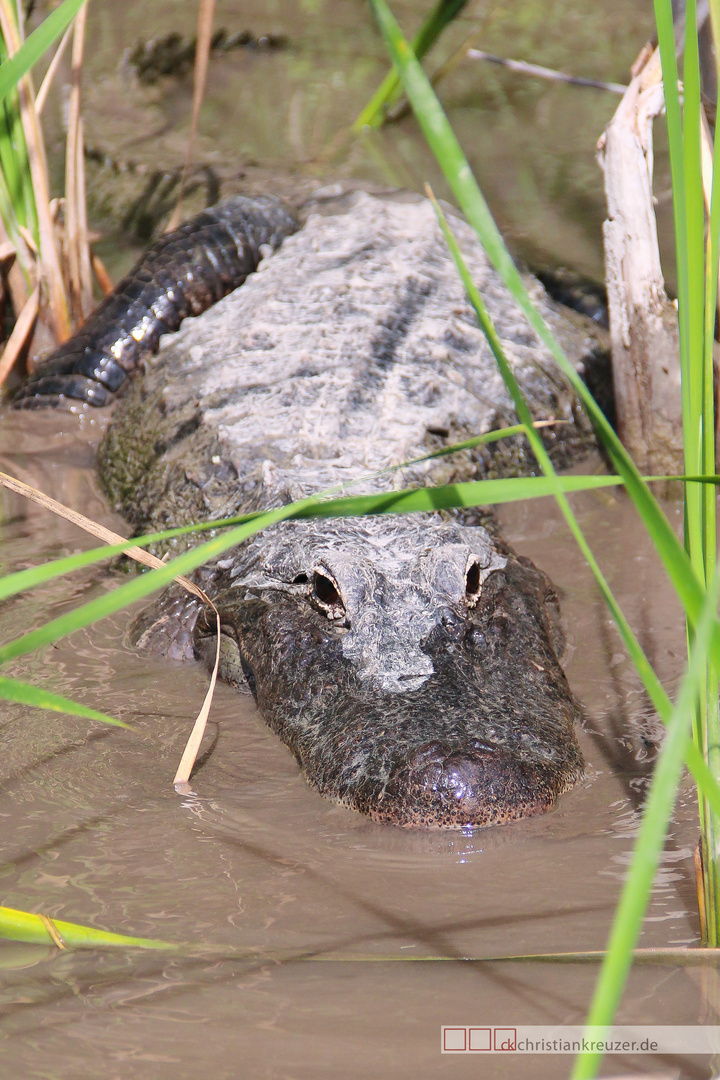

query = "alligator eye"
(312, 571), (345, 618)
(465, 559), (482, 606)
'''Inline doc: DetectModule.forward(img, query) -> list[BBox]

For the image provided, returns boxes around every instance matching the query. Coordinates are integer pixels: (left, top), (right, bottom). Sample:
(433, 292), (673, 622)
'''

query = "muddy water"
(0, 417), (712, 1079)
(1, 0), (716, 1077)
(73, 0), (659, 281)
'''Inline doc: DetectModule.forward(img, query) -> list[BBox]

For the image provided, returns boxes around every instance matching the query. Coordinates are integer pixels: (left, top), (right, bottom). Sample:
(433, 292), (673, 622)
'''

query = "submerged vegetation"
(0, 0), (719, 1073)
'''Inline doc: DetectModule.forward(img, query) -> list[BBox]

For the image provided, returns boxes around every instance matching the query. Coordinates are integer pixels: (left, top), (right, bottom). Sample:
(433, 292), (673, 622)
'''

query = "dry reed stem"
(0, 0), (70, 343)
(695, 842), (708, 944)
(17, 224), (37, 255)
(34, 22), (72, 116)
(90, 251), (113, 295)
(166, 0), (216, 231)
(0, 283), (37, 386)
(0, 215), (29, 312)
(37, 913), (66, 948)
(466, 49), (627, 94)
(65, 3), (92, 321)
(75, 115), (92, 309)
(0, 469), (221, 788)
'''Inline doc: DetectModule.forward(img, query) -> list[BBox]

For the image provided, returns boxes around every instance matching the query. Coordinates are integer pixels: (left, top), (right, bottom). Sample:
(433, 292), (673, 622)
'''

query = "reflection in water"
(77, 0), (658, 284)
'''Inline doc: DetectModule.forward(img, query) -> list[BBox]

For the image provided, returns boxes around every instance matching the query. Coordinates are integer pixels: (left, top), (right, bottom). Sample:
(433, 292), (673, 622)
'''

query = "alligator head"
(186, 515), (585, 828)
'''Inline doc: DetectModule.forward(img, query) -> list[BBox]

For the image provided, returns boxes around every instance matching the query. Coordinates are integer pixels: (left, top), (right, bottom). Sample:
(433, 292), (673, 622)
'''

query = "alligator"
(15, 190), (604, 827)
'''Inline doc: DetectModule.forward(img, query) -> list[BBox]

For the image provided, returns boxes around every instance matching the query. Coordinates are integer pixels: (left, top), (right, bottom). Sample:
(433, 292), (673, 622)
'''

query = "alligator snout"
(380, 741), (557, 828)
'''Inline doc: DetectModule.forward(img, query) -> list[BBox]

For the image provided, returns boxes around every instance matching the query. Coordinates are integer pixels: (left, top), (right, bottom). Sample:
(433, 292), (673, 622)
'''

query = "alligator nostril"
(470, 739), (496, 754)
(406, 741), (445, 770)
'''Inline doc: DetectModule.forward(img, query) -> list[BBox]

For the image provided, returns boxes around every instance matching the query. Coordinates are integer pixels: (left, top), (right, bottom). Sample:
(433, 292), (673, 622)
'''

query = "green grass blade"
(0, 146), (32, 257)
(677, 0), (707, 585)
(303, 474), (625, 519)
(0, 471), (682, 670)
(0, 493), (333, 665)
(368, 0), (707, 635)
(703, 99), (720, 579)
(0, 95), (32, 230)
(14, 463), (720, 814)
(0, 0), (87, 105)
(571, 567), (720, 1079)
(0, 673), (129, 727)
(0, 521), (240, 602)
(0, 472), (627, 605)
(653, 0), (689, 411)
(4, 465), (720, 814)
(0, 905), (174, 949)
(4, 470), (720, 604)
(700, 0), (720, 950)
(0, 424), (594, 602)
(353, 0), (468, 130)
(426, 195), (720, 815)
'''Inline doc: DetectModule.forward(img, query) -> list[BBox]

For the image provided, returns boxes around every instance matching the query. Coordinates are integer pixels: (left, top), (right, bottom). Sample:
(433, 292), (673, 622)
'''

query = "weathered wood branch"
(597, 50), (684, 476)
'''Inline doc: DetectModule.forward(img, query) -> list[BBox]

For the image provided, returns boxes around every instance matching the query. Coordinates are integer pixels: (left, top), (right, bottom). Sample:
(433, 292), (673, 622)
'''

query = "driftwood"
(597, 48), (684, 476)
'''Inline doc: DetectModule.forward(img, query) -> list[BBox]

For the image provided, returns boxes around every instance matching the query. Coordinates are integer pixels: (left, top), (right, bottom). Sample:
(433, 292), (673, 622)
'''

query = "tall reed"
(367, 0), (720, 1074)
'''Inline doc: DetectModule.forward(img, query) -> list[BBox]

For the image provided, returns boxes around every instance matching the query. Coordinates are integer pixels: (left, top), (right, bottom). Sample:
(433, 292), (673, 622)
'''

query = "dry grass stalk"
(0, 0), (70, 343)
(0, 468), (221, 788)
(0, 283), (38, 386)
(17, 224), (37, 255)
(91, 251), (113, 295)
(37, 913), (66, 948)
(64, 3), (92, 321)
(34, 23), (73, 116)
(0, 215), (29, 314)
(466, 49), (627, 94)
(166, 0), (216, 230)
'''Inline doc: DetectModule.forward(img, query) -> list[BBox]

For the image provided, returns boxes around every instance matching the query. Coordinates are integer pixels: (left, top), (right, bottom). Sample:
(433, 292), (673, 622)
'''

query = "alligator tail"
(13, 195), (298, 409)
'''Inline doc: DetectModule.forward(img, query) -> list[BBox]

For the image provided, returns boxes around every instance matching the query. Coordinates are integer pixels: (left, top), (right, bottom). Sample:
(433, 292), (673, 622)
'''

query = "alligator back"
(99, 191), (600, 538)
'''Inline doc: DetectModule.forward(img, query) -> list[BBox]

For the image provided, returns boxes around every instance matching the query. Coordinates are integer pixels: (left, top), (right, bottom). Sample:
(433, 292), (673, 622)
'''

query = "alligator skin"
(13, 195), (298, 409)
(94, 191), (600, 827)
